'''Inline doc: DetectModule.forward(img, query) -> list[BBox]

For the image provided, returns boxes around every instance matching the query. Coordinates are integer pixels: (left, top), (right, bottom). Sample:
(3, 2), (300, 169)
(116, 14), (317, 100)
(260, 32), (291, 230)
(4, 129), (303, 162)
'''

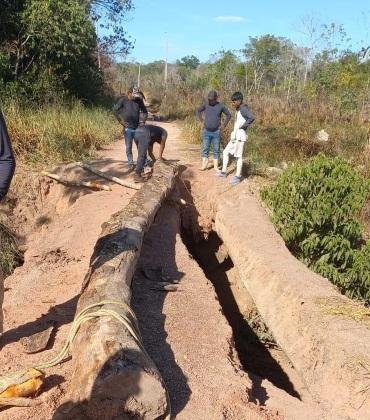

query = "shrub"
(261, 154), (370, 303)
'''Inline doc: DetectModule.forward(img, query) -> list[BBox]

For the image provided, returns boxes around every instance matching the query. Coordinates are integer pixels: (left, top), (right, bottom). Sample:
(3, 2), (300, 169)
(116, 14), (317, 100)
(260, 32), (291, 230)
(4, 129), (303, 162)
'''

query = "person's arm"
(158, 135), (167, 160)
(221, 104), (232, 129)
(0, 111), (16, 200)
(112, 97), (125, 125)
(239, 105), (255, 130)
(196, 103), (206, 122)
(148, 145), (156, 162)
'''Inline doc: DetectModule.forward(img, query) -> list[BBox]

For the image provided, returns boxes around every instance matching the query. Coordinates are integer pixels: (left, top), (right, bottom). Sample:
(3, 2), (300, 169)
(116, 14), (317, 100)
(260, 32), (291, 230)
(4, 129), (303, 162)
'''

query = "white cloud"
(214, 16), (245, 23)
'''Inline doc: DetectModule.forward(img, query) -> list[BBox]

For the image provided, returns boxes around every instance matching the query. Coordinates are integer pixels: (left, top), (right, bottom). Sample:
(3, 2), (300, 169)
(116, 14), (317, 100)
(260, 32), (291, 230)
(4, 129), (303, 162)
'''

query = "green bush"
(261, 154), (370, 303)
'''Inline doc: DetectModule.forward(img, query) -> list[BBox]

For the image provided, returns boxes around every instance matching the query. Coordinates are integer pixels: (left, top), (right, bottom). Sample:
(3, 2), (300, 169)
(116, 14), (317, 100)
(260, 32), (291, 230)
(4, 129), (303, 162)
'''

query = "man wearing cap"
(113, 88), (148, 170)
(196, 90), (231, 172)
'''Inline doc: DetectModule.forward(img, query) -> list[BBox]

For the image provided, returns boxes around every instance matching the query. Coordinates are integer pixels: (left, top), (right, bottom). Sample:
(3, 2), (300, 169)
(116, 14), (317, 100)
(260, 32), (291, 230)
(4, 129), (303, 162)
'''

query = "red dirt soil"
(0, 122), (328, 419)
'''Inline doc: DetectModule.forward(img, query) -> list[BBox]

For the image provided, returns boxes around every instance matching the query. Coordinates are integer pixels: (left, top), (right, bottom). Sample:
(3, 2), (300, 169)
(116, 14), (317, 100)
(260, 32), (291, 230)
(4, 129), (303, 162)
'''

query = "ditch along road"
(0, 121), (334, 419)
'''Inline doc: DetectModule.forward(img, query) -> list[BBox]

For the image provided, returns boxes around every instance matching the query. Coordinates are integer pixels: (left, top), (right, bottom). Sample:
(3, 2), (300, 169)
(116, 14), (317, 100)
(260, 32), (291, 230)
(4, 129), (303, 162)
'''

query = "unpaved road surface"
(0, 122), (324, 419)
(1, 140), (136, 419)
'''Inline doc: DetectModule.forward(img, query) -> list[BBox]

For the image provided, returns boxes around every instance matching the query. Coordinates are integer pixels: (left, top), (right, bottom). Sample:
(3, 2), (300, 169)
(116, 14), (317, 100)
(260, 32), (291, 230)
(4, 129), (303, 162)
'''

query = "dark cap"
(207, 90), (218, 100)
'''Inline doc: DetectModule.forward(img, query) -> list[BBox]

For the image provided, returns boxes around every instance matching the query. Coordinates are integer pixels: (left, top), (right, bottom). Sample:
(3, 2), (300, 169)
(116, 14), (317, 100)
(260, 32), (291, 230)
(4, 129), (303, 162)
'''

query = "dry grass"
(317, 297), (370, 326)
(165, 91), (370, 175)
(3, 100), (120, 166)
(0, 100), (120, 276)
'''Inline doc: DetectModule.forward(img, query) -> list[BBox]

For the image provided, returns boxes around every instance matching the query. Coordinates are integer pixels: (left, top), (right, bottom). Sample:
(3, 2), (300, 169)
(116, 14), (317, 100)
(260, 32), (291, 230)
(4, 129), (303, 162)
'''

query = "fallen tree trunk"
(54, 161), (176, 420)
(77, 162), (141, 190)
(214, 188), (370, 420)
(41, 171), (111, 191)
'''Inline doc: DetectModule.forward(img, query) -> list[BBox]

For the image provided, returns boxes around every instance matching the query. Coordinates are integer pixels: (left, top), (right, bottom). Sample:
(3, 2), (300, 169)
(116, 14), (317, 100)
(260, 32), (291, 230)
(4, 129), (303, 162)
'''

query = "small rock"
(279, 161), (288, 170)
(315, 129), (329, 142)
(266, 167), (283, 177)
(20, 326), (54, 354)
(215, 245), (229, 264)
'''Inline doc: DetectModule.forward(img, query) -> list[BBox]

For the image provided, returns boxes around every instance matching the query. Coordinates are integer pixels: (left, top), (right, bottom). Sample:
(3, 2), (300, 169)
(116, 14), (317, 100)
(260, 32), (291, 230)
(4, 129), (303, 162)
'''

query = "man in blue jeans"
(133, 125), (167, 183)
(196, 90), (231, 172)
(113, 88), (148, 170)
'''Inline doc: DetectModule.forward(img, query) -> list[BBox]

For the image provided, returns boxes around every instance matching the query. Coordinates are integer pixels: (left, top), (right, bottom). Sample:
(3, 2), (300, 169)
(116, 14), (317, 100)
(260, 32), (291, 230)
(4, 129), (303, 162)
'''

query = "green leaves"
(262, 153), (370, 303)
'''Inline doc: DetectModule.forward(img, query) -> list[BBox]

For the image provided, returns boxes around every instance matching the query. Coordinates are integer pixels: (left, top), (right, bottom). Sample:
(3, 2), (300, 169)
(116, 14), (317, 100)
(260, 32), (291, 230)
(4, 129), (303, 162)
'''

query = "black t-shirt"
(112, 96), (148, 129)
(147, 125), (166, 145)
(135, 124), (166, 145)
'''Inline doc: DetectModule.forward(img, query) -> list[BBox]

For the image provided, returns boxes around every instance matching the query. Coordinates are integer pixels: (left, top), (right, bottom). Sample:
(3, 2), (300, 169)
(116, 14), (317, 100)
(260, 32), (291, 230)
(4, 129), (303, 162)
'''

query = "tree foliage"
(0, 0), (133, 102)
(262, 154), (370, 303)
(176, 55), (200, 69)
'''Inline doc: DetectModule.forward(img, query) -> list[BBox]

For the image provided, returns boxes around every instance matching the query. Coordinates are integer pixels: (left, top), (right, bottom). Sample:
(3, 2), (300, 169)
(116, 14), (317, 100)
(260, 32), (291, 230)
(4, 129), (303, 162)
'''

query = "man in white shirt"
(217, 91), (255, 185)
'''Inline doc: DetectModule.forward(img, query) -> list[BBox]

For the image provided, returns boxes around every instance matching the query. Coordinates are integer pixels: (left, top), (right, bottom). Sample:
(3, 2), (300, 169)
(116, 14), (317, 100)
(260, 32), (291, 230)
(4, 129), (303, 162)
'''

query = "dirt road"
(0, 122), (322, 419)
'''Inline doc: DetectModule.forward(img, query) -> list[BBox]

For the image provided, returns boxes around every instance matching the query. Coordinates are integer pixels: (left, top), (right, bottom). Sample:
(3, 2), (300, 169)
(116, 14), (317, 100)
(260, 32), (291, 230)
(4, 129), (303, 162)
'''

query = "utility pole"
(164, 33), (168, 86)
(95, 21), (101, 70)
(137, 63), (141, 88)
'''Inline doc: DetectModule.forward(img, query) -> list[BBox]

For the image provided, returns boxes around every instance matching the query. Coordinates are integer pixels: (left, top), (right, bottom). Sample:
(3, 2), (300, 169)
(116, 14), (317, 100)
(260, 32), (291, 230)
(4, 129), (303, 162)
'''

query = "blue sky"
(123, 0), (370, 63)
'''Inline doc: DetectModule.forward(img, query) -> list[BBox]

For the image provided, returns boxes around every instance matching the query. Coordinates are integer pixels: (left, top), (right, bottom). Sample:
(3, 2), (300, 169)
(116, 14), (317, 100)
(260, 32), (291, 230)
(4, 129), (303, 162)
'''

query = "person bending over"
(133, 124), (167, 183)
(217, 92), (255, 185)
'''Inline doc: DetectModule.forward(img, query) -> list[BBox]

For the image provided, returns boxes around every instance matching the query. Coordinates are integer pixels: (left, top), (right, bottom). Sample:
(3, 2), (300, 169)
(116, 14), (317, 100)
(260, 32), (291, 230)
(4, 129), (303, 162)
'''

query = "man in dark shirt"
(0, 109), (16, 337)
(113, 88), (148, 169)
(133, 124), (167, 183)
(196, 90), (231, 172)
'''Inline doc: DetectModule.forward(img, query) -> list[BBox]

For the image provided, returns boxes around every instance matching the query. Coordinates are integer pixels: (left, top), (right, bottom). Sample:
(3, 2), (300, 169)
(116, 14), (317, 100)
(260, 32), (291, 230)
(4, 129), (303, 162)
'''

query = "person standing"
(113, 88), (148, 170)
(196, 90), (231, 172)
(133, 124), (167, 183)
(217, 91), (255, 185)
(0, 109), (16, 339)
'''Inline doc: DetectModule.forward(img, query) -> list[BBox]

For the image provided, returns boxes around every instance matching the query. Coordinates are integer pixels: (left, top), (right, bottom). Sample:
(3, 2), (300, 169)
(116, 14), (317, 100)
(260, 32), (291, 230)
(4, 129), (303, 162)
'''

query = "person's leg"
(217, 147), (229, 178)
(135, 133), (150, 180)
(200, 130), (211, 170)
(236, 156), (243, 177)
(222, 149), (229, 173)
(202, 130), (211, 158)
(124, 128), (136, 166)
(212, 131), (221, 172)
(230, 142), (245, 185)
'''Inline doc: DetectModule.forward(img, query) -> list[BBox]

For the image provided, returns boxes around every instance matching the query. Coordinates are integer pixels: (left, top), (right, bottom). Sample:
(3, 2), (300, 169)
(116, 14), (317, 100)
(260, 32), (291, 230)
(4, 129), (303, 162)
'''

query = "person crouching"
(133, 124), (168, 183)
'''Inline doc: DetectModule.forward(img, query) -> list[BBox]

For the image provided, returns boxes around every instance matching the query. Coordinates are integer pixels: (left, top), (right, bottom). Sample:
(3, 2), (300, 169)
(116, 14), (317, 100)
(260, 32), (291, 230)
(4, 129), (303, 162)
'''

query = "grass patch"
(317, 297), (370, 326)
(3, 100), (120, 166)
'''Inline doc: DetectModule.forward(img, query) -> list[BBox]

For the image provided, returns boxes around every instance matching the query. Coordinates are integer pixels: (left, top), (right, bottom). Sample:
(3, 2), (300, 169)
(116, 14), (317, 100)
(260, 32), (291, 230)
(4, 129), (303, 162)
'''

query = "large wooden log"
(54, 161), (176, 420)
(214, 188), (370, 419)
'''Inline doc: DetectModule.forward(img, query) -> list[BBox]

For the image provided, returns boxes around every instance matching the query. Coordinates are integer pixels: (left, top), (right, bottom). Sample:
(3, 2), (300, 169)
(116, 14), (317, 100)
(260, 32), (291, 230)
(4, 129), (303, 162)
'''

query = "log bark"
(214, 188), (370, 419)
(54, 161), (176, 420)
